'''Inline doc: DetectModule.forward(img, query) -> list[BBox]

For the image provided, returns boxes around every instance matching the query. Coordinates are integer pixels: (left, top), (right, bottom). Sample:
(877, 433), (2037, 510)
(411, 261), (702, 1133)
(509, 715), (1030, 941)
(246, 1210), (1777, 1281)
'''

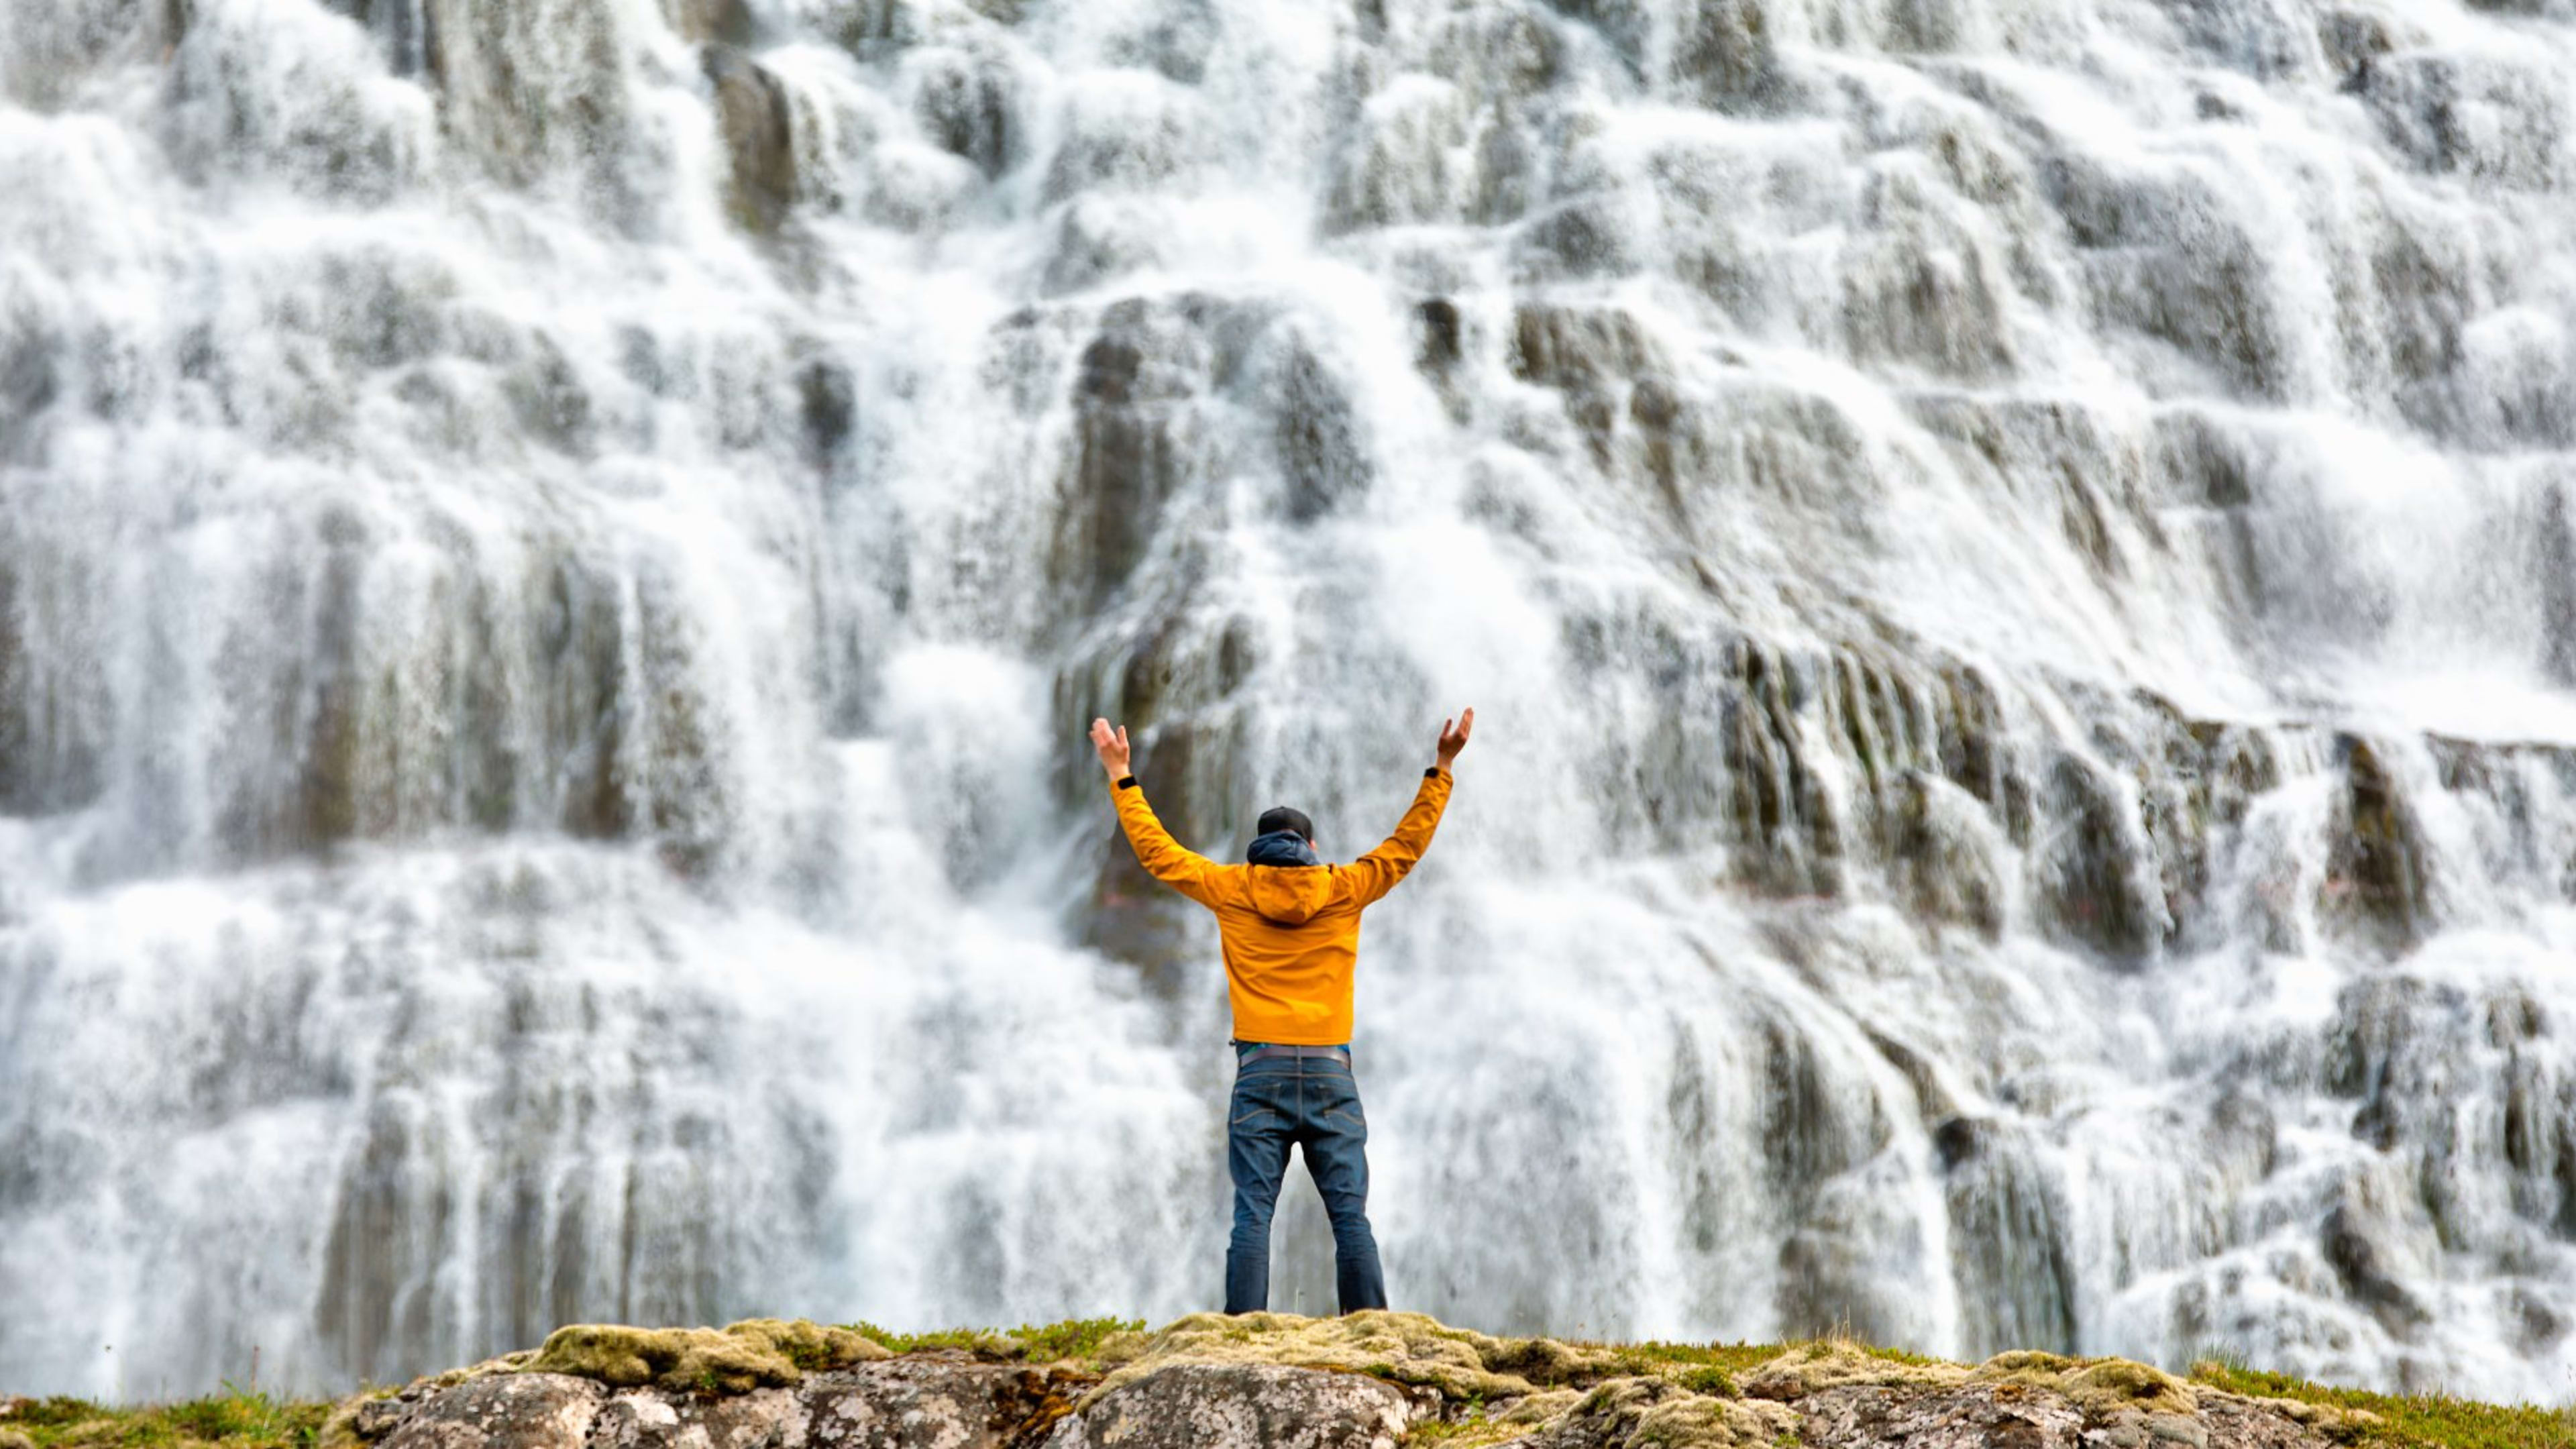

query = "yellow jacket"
(1110, 767), (1454, 1044)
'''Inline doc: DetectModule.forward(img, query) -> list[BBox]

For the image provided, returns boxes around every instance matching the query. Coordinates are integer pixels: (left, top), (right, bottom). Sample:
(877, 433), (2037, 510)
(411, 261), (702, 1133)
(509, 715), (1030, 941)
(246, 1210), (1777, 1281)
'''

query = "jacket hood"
(1245, 830), (1332, 924)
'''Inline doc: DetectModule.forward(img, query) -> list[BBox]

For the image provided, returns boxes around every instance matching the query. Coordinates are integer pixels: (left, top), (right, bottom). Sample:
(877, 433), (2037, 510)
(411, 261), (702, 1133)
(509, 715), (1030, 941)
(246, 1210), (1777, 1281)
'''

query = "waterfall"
(4, 0), (2575, 1406)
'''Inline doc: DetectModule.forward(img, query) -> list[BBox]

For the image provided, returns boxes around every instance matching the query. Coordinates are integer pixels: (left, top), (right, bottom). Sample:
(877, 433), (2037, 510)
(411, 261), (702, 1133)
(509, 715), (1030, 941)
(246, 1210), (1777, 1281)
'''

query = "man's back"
(1107, 765), (1454, 1044)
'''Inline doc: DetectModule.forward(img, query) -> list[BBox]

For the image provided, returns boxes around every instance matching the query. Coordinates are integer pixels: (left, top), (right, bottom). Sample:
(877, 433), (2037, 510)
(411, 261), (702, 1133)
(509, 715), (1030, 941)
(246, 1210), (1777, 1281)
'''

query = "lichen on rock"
(1043, 1362), (1432, 1449)
(519, 1318), (890, 1393)
(378, 1371), (604, 1449)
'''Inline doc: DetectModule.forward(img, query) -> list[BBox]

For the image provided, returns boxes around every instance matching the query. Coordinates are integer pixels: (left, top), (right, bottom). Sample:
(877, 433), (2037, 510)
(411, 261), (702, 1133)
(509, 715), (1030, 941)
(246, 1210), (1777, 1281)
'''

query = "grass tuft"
(1676, 1367), (1738, 1398)
(2190, 1362), (2576, 1449)
(3, 1387), (331, 1449)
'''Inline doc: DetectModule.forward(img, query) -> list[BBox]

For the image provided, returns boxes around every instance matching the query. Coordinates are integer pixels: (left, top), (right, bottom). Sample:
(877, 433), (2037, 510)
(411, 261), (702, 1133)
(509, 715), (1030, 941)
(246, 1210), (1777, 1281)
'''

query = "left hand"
(1089, 718), (1132, 777)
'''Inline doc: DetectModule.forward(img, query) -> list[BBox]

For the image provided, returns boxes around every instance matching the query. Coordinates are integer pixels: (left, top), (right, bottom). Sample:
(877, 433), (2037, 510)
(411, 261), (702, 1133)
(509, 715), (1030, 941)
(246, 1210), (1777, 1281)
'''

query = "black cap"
(1256, 806), (1313, 841)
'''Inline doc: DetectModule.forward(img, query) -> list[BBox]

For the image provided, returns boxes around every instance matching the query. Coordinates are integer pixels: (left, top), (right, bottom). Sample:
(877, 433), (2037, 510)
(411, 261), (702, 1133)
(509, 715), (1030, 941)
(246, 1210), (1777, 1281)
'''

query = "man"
(1087, 708), (1474, 1315)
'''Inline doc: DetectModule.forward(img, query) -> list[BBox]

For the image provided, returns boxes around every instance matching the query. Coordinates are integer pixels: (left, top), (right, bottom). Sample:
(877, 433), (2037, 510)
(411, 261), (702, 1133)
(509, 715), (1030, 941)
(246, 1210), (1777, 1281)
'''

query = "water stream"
(3, 0), (2575, 1405)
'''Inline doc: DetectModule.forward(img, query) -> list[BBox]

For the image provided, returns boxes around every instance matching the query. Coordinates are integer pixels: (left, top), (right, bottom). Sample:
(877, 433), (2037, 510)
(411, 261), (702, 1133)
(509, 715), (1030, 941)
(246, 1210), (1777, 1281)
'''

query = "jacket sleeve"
(1110, 775), (1220, 908)
(1344, 767), (1454, 908)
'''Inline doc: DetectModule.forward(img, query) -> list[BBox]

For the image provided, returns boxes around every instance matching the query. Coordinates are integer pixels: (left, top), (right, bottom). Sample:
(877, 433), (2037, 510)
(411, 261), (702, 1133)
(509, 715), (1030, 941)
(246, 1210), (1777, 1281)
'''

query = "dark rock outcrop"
(914, 46), (1021, 178)
(664, 0), (752, 45)
(2324, 735), (2431, 948)
(1674, 0), (1782, 111)
(1047, 299), (1203, 610)
(705, 46), (796, 233)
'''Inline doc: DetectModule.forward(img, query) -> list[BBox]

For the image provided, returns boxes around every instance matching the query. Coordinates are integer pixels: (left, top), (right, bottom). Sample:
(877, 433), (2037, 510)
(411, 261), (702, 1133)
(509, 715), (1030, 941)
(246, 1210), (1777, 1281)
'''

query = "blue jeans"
(1225, 1049), (1387, 1314)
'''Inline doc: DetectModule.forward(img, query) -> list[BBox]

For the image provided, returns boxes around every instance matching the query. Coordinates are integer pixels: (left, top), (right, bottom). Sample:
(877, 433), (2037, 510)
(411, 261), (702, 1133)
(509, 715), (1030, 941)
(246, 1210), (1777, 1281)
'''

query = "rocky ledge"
(321, 1313), (2385, 1449)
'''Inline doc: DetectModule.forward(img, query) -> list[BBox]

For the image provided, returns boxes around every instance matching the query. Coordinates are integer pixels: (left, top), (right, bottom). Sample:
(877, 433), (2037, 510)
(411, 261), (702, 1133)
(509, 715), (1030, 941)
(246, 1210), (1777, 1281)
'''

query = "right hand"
(1089, 718), (1132, 777)
(1436, 707), (1474, 766)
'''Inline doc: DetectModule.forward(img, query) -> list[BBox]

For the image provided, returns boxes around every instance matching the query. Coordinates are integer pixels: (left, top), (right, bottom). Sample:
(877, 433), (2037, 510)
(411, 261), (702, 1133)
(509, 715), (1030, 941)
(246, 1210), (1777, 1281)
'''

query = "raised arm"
(1092, 717), (1220, 907)
(1346, 708), (1472, 908)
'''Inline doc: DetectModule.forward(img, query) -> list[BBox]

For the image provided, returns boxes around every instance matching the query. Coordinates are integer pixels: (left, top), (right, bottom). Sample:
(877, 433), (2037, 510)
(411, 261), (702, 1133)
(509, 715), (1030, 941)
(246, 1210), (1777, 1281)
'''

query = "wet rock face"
(2051, 160), (2290, 400)
(0, 545), (109, 817)
(2324, 737), (2430, 948)
(663, 0), (751, 45)
(913, 46), (1020, 178)
(1038, 292), (1374, 610)
(1839, 168), (2017, 382)
(1269, 337), (1371, 523)
(1938, 1119), (2082, 1358)
(421, 0), (636, 197)
(1507, 303), (1665, 473)
(706, 46), (796, 233)
(1049, 299), (1208, 610)
(1674, 0), (1781, 111)
(2039, 751), (2165, 959)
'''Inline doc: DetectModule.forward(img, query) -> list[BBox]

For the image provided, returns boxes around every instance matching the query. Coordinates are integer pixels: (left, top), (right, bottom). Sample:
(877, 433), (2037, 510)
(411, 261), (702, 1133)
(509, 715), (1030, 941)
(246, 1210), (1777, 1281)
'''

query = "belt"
(1238, 1044), (1351, 1067)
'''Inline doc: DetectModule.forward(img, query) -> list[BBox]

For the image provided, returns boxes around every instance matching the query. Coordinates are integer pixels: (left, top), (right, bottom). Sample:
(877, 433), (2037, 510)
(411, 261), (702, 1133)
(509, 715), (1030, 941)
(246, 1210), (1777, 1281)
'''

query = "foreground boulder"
(378, 1374), (604, 1449)
(1040, 1364), (1434, 1449)
(335, 1313), (2370, 1449)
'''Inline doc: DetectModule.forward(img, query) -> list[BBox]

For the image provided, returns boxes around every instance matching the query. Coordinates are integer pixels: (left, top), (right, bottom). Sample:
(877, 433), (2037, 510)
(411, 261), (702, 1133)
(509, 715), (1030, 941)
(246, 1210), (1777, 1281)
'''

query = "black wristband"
(1116, 774), (1138, 790)
(1425, 767), (1443, 779)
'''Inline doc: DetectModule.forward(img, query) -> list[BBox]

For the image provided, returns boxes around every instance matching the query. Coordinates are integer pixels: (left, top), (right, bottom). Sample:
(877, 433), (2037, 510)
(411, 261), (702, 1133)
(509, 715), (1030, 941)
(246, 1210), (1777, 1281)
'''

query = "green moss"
(521, 1319), (888, 1393)
(838, 1317), (1143, 1364)
(1550, 1377), (1797, 1449)
(1677, 1368), (1739, 1397)
(2059, 1358), (2194, 1416)
(2192, 1361), (2573, 1449)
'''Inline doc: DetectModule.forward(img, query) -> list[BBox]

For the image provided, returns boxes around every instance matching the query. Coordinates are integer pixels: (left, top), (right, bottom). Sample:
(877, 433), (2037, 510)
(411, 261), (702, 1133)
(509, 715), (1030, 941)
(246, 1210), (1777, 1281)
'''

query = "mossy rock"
(1741, 1342), (1966, 1399)
(1548, 1377), (1796, 1449)
(1087, 1311), (1638, 1405)
(317, 1387), (404, 1449)
(521, 1318), (890, 1393)
(1975, 1350), (2196, 1418)
(2243, 1394), (2385, 1439)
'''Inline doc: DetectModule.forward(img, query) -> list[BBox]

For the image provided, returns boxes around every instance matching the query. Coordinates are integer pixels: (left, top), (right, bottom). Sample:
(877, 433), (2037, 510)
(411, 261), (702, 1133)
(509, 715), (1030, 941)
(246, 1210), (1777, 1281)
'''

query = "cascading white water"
(5, 0), (2576, 1406)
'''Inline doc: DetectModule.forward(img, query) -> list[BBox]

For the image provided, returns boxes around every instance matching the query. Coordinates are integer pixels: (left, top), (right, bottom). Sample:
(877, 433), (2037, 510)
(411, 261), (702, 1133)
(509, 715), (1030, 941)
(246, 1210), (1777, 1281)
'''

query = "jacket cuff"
(1116, 774), (1139, 790)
